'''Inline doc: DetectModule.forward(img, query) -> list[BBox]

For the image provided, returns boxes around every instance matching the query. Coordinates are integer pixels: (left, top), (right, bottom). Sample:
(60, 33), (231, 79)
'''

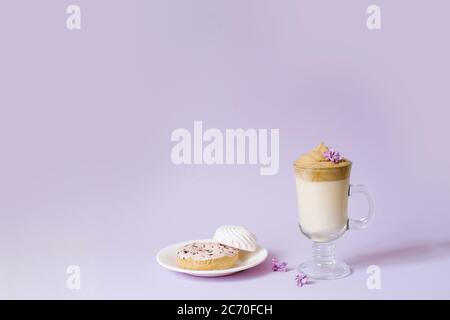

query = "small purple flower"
(323, 148), (343, 164)
(271, 258), (288, 272)
(295, 273), (308, 287)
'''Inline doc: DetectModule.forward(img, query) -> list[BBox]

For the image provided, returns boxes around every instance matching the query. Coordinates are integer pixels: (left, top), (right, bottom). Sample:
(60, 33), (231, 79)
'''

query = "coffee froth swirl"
(294, 143), (351, 182)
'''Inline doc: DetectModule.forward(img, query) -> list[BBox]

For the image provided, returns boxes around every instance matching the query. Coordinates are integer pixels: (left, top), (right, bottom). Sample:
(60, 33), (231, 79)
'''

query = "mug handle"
(348, 184), (375, 230)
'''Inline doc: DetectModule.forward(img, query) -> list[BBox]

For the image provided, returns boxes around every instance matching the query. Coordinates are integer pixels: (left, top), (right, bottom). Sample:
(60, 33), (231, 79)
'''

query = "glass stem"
(312, 242), (336, 268)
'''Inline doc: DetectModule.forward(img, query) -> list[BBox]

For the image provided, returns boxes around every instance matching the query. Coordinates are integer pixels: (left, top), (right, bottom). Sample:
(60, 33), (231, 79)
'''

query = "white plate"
(156, 239), (268, 277)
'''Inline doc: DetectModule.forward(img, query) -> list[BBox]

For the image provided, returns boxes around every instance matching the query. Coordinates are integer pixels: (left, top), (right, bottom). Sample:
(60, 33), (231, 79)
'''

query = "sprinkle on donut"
(177, 242), (238, 261)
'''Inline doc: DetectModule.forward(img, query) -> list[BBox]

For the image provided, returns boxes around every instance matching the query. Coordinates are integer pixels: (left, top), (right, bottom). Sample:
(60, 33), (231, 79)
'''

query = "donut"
(176, 241), (239, 270)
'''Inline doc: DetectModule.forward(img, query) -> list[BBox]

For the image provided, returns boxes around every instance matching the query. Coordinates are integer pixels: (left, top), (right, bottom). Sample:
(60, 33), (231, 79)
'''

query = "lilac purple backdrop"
(1, 0), (449, 299)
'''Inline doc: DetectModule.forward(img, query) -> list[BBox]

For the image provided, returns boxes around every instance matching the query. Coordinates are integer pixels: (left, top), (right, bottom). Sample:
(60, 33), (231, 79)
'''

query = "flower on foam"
(323, 148), (343, 164)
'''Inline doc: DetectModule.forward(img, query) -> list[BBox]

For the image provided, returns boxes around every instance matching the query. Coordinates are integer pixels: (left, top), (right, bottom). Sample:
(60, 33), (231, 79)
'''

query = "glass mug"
(294, 162), (374, 279)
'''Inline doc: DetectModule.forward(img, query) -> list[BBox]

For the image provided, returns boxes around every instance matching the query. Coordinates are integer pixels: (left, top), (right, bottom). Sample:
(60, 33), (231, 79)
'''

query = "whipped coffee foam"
(294, 143), (351, 182)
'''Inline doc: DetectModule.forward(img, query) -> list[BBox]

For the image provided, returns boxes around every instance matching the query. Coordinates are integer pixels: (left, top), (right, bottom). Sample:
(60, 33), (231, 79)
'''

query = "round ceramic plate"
(156, 239), (268, 277)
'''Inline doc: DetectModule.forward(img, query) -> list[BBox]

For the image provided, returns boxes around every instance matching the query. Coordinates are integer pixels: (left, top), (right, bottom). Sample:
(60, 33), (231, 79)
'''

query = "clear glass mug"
(294, 163), (374, 279)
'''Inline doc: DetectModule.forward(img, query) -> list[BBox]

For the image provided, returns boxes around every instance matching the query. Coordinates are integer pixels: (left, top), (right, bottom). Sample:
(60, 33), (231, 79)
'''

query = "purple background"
(1, 0), (450, 299)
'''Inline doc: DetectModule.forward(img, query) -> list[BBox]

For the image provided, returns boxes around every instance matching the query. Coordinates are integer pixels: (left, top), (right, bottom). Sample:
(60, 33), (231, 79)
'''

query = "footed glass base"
(298, 260), (351, 280)
(298, 241), (352, 280)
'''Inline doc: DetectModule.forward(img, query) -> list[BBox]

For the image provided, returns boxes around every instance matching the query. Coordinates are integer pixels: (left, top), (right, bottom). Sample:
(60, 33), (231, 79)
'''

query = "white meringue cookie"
(213, 225), (257, 252)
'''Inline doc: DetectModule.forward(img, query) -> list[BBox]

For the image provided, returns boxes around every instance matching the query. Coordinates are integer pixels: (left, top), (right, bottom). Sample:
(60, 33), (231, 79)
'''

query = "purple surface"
(1, 0), (450, 299)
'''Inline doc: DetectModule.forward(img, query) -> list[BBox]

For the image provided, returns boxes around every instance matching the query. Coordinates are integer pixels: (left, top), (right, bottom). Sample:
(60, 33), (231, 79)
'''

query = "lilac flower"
(323, 148), (343, 164)
(295, 273), (308, 287)
(271, 258), (288, 272)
